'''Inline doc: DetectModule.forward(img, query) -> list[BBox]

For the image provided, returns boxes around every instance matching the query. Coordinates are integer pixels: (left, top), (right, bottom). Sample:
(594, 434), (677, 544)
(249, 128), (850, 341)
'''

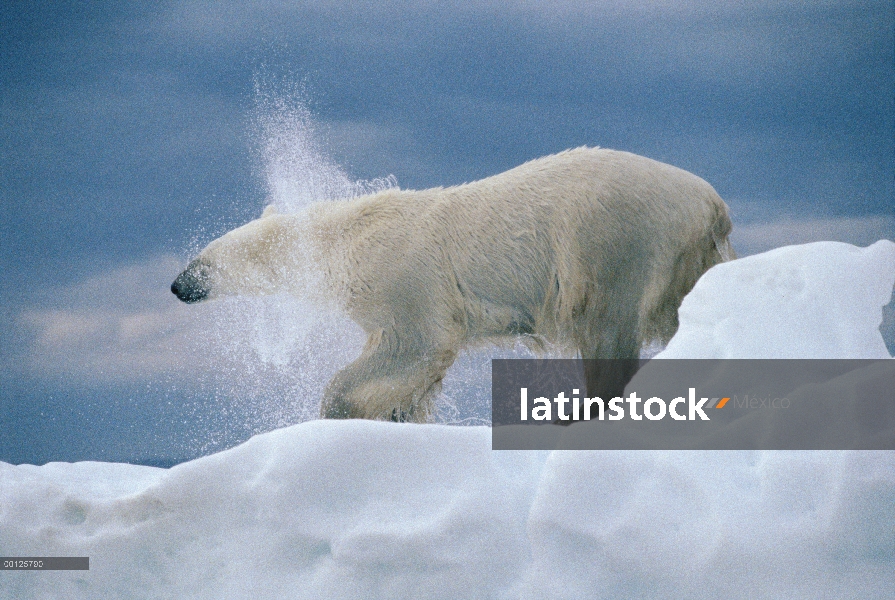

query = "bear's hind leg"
(575, 305), (642, 404)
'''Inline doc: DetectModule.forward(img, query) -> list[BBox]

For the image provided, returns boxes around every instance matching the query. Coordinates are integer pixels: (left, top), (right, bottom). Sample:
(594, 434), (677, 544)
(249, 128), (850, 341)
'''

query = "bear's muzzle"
(171, 261), (211, 304)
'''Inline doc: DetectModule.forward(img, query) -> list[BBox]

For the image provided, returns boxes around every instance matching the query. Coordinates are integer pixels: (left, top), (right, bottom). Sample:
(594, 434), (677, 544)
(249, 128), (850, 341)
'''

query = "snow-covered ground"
(1, 240), (893, 599)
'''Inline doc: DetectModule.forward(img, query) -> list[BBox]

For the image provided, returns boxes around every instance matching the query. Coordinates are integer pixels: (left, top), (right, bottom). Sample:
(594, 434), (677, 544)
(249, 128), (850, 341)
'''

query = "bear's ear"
(261, 205), (279, 218)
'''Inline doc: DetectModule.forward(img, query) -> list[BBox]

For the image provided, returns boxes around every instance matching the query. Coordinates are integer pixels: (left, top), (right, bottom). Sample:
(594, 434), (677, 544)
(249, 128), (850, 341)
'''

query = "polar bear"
(172, 147), (734, 422)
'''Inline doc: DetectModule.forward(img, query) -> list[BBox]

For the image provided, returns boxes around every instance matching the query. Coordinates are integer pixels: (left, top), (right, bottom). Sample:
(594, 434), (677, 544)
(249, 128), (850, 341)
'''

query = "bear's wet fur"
(173, 148), (735, 422)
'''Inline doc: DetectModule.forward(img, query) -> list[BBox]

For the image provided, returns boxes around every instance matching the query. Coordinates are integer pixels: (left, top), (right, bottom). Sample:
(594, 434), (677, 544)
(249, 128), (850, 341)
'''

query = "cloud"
(15, 255), (364, 394)
(4, 252), (369, 461)
(17, 256), (212, 382)
(0, 59), (261, 281)
(730, 215), (895, 257)
(158, 0), (888, 90)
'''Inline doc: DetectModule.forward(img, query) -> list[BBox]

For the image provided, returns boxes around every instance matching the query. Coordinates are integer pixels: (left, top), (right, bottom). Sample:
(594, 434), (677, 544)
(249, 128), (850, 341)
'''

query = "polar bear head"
(171, 205), (306, 303)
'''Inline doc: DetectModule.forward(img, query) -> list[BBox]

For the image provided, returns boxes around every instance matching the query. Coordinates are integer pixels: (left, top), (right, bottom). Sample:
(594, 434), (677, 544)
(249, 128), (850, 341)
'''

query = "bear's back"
(316, 147), (730, 343)
(423, 146), (726, 301)
(404, 147), (725, 250)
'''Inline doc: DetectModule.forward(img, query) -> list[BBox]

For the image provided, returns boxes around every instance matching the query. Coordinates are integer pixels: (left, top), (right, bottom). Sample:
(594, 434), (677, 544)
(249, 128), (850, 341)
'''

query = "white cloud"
(18, 256), (212, 382)
(731, 215), (895, 257)
(16, 256), (364, 402)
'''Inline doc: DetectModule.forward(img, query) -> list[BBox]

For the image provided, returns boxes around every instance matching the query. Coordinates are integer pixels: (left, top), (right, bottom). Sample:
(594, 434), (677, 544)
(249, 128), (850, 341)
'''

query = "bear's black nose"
(171, 265), (210, 304)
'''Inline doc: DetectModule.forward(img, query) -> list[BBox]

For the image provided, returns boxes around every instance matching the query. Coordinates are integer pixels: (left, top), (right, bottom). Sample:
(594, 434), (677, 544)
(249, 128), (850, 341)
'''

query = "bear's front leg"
(320, 327), (458, 423)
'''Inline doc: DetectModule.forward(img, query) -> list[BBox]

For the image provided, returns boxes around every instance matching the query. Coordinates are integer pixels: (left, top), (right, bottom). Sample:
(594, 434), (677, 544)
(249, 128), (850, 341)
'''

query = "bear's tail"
(710, 205), (736, 262)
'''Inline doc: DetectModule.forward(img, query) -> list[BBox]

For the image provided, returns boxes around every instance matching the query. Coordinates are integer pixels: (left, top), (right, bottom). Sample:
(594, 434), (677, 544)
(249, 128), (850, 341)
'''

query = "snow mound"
(1, 241), (894, 599)
(658, 240), (895, 358)
(0, 423), (542, 599)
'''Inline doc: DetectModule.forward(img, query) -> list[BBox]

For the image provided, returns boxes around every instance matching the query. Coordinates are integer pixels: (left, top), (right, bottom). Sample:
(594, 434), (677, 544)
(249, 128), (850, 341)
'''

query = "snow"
(657, 240), (895, 359)
(1, 240), (893, 599)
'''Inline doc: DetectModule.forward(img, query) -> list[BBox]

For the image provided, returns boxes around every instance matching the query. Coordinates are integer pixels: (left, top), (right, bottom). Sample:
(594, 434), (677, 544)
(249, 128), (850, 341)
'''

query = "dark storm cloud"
(2, 1), (891, 284)
(156, 0), (893, 200)
(1, 3), (260, 296)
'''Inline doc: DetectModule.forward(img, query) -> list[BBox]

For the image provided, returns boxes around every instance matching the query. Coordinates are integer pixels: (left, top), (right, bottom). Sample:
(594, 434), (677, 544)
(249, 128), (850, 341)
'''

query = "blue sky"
(1, 1), (893, 465)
